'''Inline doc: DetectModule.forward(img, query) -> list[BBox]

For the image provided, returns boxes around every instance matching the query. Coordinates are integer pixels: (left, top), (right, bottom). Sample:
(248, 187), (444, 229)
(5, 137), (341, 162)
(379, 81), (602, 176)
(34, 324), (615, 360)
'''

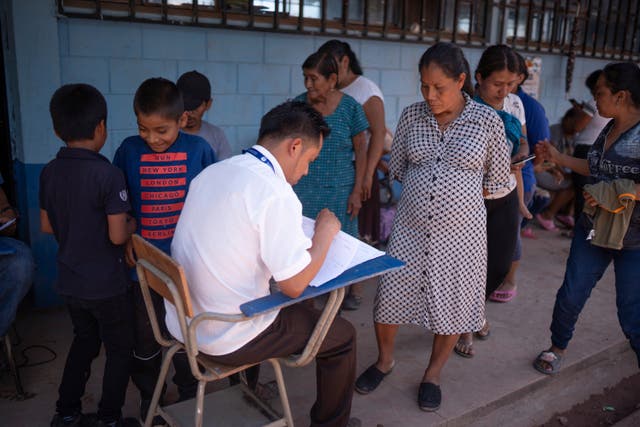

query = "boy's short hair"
(177, 70), (211, 111)
(258, 101), (330, 147)
(133, 77), (184, 121)
(49, 84), (107, 143)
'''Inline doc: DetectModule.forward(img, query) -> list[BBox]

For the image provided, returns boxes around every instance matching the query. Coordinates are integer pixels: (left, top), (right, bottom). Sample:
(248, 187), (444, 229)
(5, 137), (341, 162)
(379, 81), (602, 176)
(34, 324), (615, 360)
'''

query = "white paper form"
(302, 216), (385, 287)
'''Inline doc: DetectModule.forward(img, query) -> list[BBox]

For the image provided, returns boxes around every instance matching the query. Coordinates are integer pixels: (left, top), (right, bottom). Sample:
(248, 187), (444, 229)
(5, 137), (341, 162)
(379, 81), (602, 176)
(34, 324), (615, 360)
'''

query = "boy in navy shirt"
(113, 78), (215, 421)
(41, 84), (137, 427)
(177, 70), (232, 160)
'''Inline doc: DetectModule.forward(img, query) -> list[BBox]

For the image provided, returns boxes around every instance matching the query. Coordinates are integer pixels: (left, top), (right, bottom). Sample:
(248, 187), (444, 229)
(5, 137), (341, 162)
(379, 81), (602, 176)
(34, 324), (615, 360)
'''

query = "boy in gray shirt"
(177, 70), (232, 160)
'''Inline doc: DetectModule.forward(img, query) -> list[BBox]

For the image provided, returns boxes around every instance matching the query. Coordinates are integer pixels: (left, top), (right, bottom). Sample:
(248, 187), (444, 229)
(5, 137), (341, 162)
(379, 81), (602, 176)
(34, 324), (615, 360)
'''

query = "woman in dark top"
(534, 62), (640, 374)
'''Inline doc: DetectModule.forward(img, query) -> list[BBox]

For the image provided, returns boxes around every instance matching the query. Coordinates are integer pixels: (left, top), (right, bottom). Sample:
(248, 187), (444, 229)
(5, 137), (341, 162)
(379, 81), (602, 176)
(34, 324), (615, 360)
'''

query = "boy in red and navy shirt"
(113, 77), (215, 422)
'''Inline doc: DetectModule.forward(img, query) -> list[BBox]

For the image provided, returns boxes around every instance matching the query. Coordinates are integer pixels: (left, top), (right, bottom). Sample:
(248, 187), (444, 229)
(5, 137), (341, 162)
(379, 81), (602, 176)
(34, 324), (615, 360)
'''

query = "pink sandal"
(521, 227), (537, 239)
(489, 288), (517, 303)
(555, 215), (575, 229)
(535, 213), (558, 231)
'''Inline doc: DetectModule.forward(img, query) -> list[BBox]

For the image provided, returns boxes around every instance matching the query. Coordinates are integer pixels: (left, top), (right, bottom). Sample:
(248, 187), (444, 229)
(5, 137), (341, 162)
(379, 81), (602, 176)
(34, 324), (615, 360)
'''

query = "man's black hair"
(258, 101), (330, 146)
(133, 77), (184, 120)
(49, 84), (107, 143)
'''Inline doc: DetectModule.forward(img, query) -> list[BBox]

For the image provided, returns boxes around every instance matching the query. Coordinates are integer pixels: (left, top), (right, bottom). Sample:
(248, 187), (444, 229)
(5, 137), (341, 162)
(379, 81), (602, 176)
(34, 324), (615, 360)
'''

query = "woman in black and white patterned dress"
(354, 42), (512, 411)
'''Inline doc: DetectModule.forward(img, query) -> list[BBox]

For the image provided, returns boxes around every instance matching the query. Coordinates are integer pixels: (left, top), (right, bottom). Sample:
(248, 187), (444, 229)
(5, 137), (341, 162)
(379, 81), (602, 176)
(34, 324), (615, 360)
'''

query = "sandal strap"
(539, 351), (559, 363)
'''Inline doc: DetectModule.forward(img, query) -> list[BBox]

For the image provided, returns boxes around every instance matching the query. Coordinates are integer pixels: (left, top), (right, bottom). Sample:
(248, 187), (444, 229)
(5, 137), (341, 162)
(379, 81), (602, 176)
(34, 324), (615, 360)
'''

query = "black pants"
(358, 177), (381, 243)
(485, 189), (520, 298)
(209, 304), (356, 427)
(131, 283), (197, 403)
(56, 291), (134, 423)
(572, 144), (592, 224)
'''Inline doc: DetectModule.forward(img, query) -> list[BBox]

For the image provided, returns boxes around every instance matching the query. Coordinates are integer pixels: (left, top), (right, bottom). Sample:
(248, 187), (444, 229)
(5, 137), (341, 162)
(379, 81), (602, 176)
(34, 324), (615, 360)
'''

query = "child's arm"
(514, 169), (532, 219)
(40, 209), (54, 234)
(107, 213), (136, 245)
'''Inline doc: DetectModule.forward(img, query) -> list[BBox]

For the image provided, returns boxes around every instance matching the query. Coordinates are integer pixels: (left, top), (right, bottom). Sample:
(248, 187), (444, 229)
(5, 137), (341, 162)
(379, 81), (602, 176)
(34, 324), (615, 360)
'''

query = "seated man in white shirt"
(166, 101), (358, 427)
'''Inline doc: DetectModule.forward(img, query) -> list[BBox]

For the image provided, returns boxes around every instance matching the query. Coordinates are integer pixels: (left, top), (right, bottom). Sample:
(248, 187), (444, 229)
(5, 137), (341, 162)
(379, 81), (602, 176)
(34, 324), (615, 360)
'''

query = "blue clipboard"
(240, 254), (404, 317)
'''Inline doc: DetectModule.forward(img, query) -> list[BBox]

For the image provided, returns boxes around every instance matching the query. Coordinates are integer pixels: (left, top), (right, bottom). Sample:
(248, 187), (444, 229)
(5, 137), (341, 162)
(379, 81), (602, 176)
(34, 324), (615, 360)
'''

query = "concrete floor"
(1, 228), (638, 426)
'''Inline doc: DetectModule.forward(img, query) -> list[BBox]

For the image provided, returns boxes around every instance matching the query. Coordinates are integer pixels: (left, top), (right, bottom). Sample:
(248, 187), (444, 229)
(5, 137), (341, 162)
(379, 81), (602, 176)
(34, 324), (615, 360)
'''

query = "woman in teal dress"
(294, 51), (369, 236)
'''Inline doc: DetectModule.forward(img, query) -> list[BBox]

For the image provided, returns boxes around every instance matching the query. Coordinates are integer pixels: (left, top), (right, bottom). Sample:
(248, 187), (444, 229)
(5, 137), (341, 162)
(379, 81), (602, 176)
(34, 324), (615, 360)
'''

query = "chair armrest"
(186, 289), (345, 369)
(187, 311), (249, 357)
(185, 256), (404, 369)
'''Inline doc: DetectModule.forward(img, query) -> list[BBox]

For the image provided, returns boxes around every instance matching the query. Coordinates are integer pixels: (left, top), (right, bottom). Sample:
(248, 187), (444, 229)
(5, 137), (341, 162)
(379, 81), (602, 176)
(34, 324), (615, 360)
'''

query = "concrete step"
(612, 408), (640, 427)
(453, 342), (638, 427)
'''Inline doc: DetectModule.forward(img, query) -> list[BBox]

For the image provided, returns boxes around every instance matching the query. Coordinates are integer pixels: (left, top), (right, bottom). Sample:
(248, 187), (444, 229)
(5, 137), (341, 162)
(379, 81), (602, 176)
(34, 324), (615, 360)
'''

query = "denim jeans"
(56, 291), (134, 423)
(513, 190), (534, 262)
(0, 237), (34, 336)
(550, 218), (640, 367)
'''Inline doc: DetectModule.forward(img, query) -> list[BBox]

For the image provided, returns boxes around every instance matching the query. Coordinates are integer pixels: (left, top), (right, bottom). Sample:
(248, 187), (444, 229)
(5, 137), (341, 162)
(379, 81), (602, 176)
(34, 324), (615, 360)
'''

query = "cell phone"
(0, 217), (17, 232)
(511, 154), (536, 166)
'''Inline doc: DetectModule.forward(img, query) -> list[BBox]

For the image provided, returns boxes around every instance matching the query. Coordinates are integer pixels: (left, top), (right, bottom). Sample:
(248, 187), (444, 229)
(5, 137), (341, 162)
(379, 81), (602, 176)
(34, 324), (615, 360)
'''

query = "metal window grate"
(57, 0), (640, 59)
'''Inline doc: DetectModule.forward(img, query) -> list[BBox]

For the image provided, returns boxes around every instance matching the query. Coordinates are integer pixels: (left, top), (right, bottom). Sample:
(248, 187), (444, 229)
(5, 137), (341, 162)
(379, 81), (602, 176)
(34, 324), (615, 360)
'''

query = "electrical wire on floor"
(17, 345), (57, 368)
(2, 324), (58, 369)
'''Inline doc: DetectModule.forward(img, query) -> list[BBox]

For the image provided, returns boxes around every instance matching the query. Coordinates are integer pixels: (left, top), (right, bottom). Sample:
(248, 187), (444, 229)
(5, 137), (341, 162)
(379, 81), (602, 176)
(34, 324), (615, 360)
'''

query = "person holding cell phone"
(455, 44), (530, 358)
(533, 62), (640, 374)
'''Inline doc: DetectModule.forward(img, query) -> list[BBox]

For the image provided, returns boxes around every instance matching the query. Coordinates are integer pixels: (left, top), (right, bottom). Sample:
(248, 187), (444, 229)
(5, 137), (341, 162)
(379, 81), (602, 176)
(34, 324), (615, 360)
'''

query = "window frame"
(57, 0), (640, 59)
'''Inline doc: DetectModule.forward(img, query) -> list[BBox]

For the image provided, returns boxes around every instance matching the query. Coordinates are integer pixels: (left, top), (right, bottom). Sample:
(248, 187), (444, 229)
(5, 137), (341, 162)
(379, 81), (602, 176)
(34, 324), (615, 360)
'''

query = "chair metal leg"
(3, 333), (26, 397)
(269, 359), (294, 427)
(194, 380), (206, 427)
(144, 345), (180, 427)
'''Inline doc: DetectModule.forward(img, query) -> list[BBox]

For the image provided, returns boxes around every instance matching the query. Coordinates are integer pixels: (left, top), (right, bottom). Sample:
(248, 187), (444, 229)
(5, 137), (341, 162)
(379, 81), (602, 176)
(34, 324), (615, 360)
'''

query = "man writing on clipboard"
(0, 172), (34, 339)
(165, 101), (361, 427)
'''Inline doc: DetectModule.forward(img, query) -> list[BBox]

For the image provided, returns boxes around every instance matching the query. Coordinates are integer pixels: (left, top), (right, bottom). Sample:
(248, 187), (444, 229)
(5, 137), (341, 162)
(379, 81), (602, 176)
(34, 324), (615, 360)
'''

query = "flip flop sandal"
(489, 288), (517, 303)
(535, 213), (559, 231)
(454, 337), (474, 358)
(355, 362), (395, 394)
(474, 320), (491, 341)
(533, 350), (563, 375)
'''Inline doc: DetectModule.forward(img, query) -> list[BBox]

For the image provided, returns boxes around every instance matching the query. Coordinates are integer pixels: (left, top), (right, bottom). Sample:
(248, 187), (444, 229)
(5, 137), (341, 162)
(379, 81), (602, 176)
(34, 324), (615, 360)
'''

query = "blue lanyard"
(243, 147), (275, 173)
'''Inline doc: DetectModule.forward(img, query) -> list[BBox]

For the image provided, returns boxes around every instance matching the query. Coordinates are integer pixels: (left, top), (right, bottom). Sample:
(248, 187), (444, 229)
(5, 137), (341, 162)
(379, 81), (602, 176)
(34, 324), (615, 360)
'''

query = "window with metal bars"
(57, 0), (640, 58)
(58, 0), (491, 44)
(498, 0), (640, 60)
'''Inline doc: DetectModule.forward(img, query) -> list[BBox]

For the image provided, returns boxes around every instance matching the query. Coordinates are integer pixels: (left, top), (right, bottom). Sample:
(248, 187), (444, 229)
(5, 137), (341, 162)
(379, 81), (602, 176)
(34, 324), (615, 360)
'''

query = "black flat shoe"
(418, 382), (441, 412)
(354, 362), (394, 394)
